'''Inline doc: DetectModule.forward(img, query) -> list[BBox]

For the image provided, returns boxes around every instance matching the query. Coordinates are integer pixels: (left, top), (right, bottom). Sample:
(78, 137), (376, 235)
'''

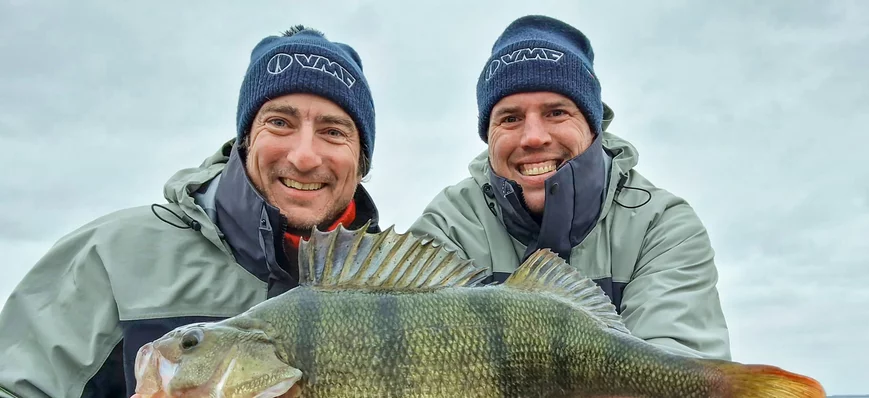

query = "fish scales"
(132, 225), (827, 398)
(399, 289), (496, 396)
(293, 288), (319, 388)
(468, 288), (563, 397)
(244, 286), (712, 397)
(375, 294), (410, 396)
(276, 289), (509, 396)
(291, 289), (412, 396)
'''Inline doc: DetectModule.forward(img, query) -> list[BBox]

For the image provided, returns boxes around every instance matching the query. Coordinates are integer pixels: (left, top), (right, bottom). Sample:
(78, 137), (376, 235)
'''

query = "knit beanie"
(476, 15), (603, 142)
(236, 27), (375, 170)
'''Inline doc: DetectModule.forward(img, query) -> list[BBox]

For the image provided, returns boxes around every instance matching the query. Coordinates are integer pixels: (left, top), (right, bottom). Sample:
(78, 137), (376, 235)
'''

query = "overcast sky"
(1, 0), (867, 395)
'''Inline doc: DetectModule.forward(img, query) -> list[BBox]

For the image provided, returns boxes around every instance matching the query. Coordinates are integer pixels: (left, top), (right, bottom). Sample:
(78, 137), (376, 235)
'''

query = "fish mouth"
(133, 342), (236, 396)
(132, 342), (302, 397)
(133, 342), (176, 395)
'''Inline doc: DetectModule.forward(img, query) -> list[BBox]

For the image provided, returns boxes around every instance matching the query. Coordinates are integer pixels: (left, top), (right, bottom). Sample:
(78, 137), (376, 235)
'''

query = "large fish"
(133, 224), (825, 397)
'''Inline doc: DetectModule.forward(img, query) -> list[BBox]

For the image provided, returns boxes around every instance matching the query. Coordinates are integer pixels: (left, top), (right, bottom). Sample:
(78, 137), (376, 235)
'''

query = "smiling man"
(244, 95), (364, 234)
(0, 26), (379, 397)
(409, 15), (731, 361)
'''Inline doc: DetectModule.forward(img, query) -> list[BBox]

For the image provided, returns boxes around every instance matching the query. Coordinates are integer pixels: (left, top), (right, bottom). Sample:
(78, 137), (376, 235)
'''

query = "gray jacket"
(0, 140), (380, 397)
(408, 108), (731, 360)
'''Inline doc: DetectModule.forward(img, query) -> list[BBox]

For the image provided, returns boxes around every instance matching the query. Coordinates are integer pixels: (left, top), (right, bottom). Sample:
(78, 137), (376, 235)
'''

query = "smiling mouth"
(519, 160), (559, 176)
(280, 178), (325, 191)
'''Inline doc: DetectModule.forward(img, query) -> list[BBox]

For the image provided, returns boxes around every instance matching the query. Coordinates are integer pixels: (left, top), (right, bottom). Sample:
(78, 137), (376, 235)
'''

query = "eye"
(180, 329), (204, 351)
(322, 128), (348, 140)
(268, 118), (288, 128)
(502, 115), (519, 124)
(549, 109), (566, 117)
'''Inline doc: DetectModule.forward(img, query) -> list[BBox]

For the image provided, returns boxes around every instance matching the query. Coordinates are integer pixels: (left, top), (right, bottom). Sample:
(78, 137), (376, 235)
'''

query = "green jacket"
(0, 140), (380, 397)
(408, 110), (731, 361)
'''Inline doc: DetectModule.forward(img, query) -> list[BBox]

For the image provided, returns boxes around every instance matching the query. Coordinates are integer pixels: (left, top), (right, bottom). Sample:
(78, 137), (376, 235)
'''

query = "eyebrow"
(259, 104), (300, 119)
(316, 114), (357, 133)
(491, 100), (577, 121)
(259, 104), (356, 133)
(492, 106), (522, 120)
(540, 100), (576, 111)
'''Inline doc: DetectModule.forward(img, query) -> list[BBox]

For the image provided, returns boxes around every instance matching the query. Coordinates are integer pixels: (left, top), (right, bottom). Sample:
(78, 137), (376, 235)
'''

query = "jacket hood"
(162, 139), (233, 214)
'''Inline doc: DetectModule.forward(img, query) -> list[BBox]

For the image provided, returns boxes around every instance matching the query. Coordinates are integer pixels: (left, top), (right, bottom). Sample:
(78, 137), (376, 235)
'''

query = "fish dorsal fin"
(297, 222), (488, 290)
(504, 249), (630, 334)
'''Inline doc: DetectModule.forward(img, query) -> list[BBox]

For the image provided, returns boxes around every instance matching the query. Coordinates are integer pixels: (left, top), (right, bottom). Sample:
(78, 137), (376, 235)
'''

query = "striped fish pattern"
(132, 224), (826, 398)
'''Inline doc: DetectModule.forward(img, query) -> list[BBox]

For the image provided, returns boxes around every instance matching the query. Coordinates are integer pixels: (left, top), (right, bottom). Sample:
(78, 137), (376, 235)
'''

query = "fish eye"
(180, 329), (204, 351)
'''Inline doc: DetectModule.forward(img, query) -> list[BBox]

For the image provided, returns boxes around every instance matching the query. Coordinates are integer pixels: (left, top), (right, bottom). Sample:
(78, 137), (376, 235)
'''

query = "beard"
(283, 198), (353, 236)
(245, 154), (357, 237)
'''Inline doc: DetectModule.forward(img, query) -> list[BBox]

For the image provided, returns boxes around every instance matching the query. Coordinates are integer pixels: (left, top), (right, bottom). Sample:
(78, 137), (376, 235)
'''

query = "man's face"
(245, 93), (362, 231)
(487, 91), (594, 214)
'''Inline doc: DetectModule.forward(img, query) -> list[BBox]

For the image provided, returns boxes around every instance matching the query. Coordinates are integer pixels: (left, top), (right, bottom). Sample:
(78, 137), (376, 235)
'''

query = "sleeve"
(406, 187), (490, 263)
(618, 199), (732, 361)
(409, 210), (468, 257)
(0, 228), (125, 398)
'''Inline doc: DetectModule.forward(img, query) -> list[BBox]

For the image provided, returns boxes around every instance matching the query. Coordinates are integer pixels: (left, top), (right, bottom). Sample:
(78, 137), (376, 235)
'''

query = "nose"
(519, 114), (551, 148)
(286, 125), (323, 172)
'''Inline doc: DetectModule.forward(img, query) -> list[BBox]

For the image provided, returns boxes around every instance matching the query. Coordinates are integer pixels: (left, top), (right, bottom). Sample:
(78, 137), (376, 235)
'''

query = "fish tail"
(711, 361), (825, 397)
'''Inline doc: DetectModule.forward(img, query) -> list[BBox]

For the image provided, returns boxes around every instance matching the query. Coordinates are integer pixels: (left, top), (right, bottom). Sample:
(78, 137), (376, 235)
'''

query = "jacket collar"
(210, 144), (380, 285)
(488, 133), (608, 261)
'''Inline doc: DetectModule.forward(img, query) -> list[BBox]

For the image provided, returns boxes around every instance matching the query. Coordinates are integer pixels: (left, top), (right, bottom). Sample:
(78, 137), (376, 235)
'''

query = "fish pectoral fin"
(252, 368), (303, 398)
(504, 249), (630, 335)
(298, 223), (488, 291)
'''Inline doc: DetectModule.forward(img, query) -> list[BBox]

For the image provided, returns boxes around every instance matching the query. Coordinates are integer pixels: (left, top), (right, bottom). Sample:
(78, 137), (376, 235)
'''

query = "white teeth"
(521, 163), (557, 176)
(281, 179), (324, 191)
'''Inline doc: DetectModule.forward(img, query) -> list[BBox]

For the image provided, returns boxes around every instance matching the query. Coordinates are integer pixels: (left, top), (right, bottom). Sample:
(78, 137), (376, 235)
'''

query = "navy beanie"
(476, 15), (603, 142)
(236, 28), (375, 170)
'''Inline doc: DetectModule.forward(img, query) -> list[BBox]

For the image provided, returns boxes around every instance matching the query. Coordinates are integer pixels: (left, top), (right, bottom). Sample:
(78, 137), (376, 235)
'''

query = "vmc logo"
(267, 53), (294, 75)
(265, 52), (357, 89)
(485, 47), (565, 81)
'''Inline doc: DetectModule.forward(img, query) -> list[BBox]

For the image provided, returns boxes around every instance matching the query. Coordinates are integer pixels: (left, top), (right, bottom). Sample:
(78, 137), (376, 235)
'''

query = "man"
(409, 15), (731, 360)
(0, 26), (379, 397)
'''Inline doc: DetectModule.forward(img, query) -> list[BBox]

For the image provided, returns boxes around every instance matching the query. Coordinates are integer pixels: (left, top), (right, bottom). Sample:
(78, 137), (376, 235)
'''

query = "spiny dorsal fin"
(504, 249), (630, 334)
(297, 222), (488, 290)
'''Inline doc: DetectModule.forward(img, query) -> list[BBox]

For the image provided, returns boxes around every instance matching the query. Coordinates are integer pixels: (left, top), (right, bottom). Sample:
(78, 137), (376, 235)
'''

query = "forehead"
(258, 93), (351, 118)
(491, 91), (577, 113)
